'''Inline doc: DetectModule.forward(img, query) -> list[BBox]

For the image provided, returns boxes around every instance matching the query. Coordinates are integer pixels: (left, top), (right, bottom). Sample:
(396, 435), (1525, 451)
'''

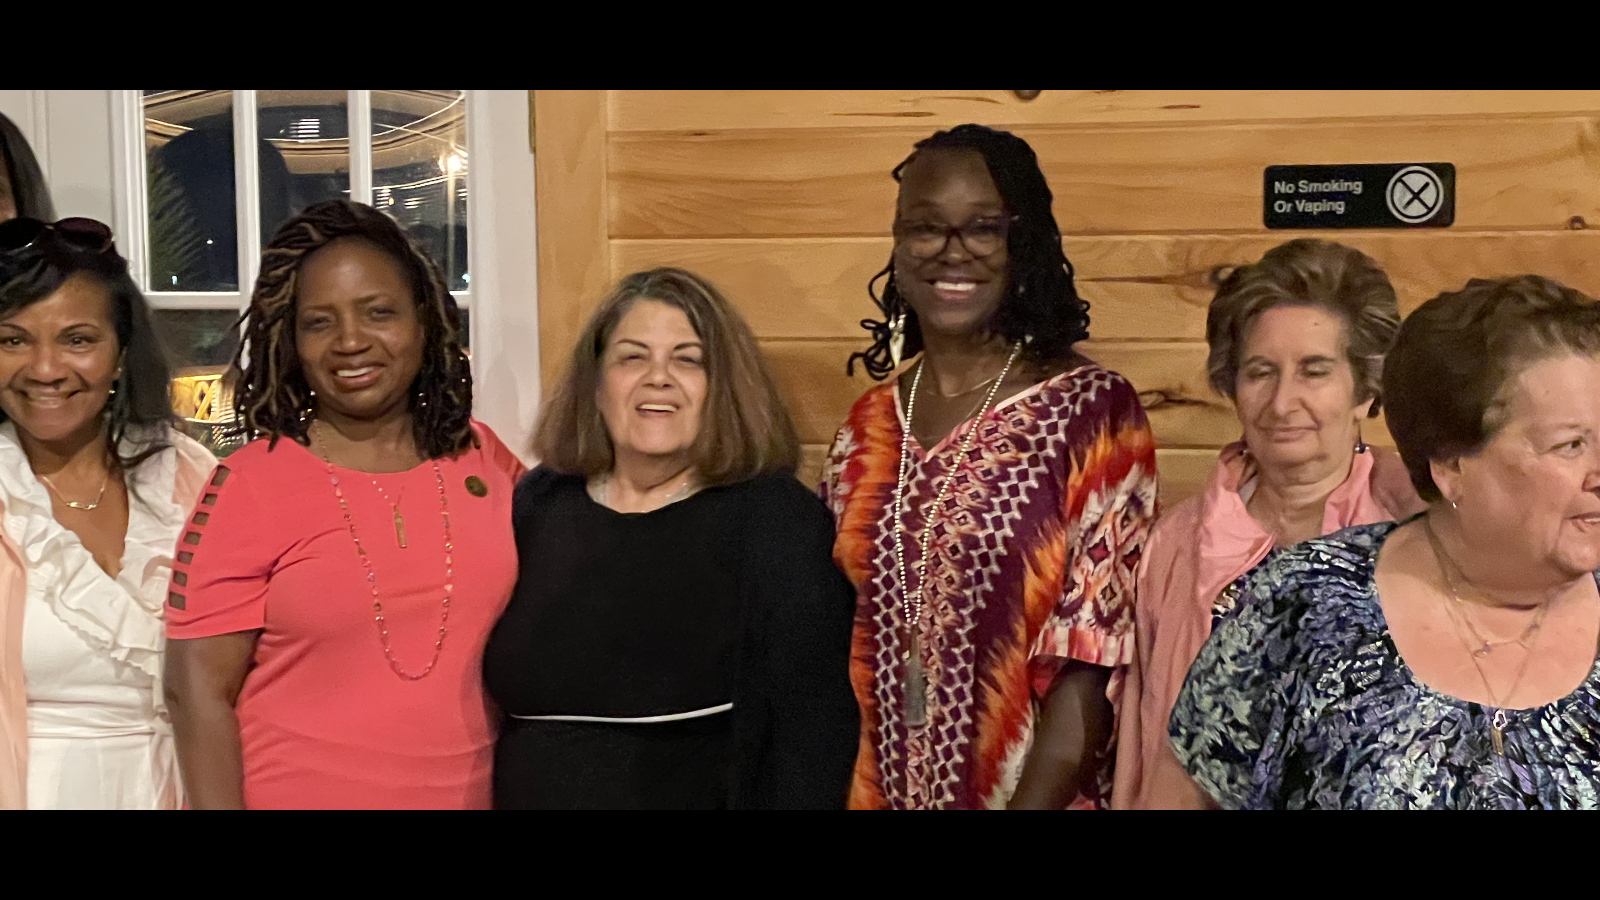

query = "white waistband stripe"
(510, 702), (734, 724)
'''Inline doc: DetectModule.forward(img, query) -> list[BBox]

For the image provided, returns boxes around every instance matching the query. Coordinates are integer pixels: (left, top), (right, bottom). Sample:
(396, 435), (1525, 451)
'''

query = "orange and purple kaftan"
(822, 364), (1157, 809)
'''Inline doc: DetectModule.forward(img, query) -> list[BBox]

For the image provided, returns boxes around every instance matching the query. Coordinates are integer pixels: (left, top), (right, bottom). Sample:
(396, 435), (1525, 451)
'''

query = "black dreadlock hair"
(847, 124), (1091, 380)
(229, 200), (474, 458)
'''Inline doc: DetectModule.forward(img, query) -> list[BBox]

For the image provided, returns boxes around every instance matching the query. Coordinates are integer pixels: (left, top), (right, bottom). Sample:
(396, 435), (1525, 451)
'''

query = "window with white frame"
(112, 89), (474, 454)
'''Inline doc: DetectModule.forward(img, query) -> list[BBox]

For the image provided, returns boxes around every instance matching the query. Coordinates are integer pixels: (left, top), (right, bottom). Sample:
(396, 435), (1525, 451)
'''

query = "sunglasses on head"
(0, 217), (115, 257)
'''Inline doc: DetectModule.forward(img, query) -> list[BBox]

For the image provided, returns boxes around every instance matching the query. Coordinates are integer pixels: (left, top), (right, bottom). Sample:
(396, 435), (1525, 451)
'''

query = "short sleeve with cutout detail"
(165, 453), (283, 637)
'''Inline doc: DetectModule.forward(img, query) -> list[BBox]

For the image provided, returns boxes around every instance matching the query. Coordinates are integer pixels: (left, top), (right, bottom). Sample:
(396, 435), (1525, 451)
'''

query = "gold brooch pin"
(464, 476), (488, 497)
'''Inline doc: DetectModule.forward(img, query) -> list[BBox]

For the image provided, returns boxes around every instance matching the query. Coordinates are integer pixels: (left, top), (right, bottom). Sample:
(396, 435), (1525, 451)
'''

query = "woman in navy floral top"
(1171, 275), (1600, 809)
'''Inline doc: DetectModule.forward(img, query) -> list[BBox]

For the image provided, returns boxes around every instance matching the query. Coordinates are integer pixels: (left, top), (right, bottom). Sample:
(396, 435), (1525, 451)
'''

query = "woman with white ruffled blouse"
(0, 217), (213, 809)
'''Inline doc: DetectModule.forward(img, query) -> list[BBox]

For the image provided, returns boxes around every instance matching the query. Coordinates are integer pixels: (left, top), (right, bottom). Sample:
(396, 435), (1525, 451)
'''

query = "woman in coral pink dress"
(163, 202), (522, 809)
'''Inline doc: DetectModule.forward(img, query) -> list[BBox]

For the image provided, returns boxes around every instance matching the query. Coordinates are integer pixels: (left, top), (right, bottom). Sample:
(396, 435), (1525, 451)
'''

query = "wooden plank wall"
(532, 90), (1600, 505)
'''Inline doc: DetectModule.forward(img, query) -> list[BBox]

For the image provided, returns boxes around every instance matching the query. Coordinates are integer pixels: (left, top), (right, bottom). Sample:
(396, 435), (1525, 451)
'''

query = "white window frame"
(108, 89), (540, 455)
(111, 89), (471, 316)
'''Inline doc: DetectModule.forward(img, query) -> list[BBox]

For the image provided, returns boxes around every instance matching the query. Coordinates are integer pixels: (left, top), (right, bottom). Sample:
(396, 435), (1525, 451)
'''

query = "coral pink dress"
(165, 422), (523, 809)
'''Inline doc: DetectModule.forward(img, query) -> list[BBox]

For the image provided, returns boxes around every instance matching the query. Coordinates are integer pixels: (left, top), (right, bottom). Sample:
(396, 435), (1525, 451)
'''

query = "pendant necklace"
(891, 343), (1020, 729)
(311, 424), (456, 681)
(40, 470), (112, 511)
(369, 478), (408, 548)
(1423, 516), (1553, 754)
(1425, 519), (1552, 657)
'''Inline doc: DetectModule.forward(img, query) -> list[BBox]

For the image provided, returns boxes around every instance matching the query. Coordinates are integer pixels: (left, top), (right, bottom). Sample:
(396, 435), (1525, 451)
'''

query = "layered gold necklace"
(1423, 516), (1558, 754)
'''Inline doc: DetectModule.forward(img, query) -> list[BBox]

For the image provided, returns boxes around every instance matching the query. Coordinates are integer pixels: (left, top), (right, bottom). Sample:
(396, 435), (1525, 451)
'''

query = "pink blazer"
(0, 432), (215, 809)
(1110, 442), (1422, 810)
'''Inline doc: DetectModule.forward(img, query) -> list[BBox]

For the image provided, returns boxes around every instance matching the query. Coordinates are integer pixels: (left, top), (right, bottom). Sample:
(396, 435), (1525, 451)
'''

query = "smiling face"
(1438, 353), (1600, 581)
(293, 237), (425, 425)
(1234, 303), (1369, 474)
(596, 299), (707, 471)
(892, 149), (1010, 342)
(0, 273), (121, 445)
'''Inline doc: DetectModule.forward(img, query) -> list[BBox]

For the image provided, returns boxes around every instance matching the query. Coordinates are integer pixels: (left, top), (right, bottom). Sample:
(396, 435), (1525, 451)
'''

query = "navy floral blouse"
(1170, 522), (1600, 810)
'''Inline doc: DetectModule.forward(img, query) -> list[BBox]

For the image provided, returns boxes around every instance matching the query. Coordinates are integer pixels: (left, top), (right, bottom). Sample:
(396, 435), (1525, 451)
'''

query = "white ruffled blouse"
(0, 422), (187, 809)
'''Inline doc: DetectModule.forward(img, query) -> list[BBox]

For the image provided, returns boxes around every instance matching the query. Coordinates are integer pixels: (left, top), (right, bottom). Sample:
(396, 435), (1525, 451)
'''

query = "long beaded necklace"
(891, 343), (1020, 728)
(315, 431), (456, 682)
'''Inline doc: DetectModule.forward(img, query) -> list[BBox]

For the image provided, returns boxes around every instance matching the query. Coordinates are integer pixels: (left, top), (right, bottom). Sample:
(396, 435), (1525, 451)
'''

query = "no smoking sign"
(1265, 163), (1455, 229)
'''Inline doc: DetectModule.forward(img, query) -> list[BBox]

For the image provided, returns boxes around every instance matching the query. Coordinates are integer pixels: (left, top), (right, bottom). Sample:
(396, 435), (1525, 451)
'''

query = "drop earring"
(299, 389), (317, 425)
(1354, 426), (1368, 454)
(889, 313), (907, 369)
(417, 388), (428, 408)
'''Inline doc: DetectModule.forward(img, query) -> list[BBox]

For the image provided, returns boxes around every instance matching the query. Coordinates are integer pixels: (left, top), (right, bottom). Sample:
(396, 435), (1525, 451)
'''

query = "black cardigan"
(490, 468), (859, 809)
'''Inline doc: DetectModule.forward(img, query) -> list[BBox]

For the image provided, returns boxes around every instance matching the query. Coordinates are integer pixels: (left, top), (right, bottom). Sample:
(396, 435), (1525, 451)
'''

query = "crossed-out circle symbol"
(1386, 166), (1444, 224)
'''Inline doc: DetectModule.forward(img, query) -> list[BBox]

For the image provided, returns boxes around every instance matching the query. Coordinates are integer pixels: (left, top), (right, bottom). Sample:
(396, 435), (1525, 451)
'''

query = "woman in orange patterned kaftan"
(822, 126), (1157, 809)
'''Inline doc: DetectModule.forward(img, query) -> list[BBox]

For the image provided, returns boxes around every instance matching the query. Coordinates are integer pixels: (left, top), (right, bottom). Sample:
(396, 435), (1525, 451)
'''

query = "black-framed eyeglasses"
(0, 217), (115, 258)
(893, 214), (1017, 260)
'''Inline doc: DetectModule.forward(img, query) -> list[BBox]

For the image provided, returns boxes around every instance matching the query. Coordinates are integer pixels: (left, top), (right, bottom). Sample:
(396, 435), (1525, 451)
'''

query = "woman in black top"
(484, 268), (858, 808)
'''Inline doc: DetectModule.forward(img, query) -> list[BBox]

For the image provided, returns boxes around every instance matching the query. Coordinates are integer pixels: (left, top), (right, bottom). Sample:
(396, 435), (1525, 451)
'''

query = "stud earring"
(889, 313), (907, 369)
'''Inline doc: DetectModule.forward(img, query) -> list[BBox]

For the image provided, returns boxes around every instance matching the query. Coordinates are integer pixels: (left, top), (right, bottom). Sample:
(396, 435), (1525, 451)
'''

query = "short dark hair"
(848, 124), (1091, 379)
(1206, 238), (1399, 414)
(0, 113), (56, 221)
(1383, 275), (1600, 501)
(0, 226), (172, 475)
(534, 267), (799, 485)
(230, 200), (473, 458)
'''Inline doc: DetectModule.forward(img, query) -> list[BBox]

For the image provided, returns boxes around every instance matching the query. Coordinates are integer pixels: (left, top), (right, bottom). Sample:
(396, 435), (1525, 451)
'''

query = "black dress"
(484, 468), (858, 809)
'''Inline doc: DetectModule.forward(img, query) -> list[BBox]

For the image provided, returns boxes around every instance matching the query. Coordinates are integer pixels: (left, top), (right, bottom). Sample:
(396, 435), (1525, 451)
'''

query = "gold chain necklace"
(39, 470), (111, 510)
(1423, 516), (1554, 754)
(313, 431), (456, 682)
(930, 372), (1000, 399)
(590, 472), (698, 510)
(1424, 517), (1555, 655)
(891, 343), (1020, 730)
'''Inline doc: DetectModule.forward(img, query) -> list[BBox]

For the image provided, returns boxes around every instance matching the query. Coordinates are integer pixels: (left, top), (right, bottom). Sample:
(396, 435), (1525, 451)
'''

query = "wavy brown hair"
(228, 200), (473, 457)
(534, 267), (798, 484)
(1206, 238), (1400, 415)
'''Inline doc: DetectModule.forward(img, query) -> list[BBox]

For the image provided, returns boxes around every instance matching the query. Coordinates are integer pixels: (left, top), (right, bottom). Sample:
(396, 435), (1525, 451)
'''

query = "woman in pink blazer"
(1112, 239), (1423, 809)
